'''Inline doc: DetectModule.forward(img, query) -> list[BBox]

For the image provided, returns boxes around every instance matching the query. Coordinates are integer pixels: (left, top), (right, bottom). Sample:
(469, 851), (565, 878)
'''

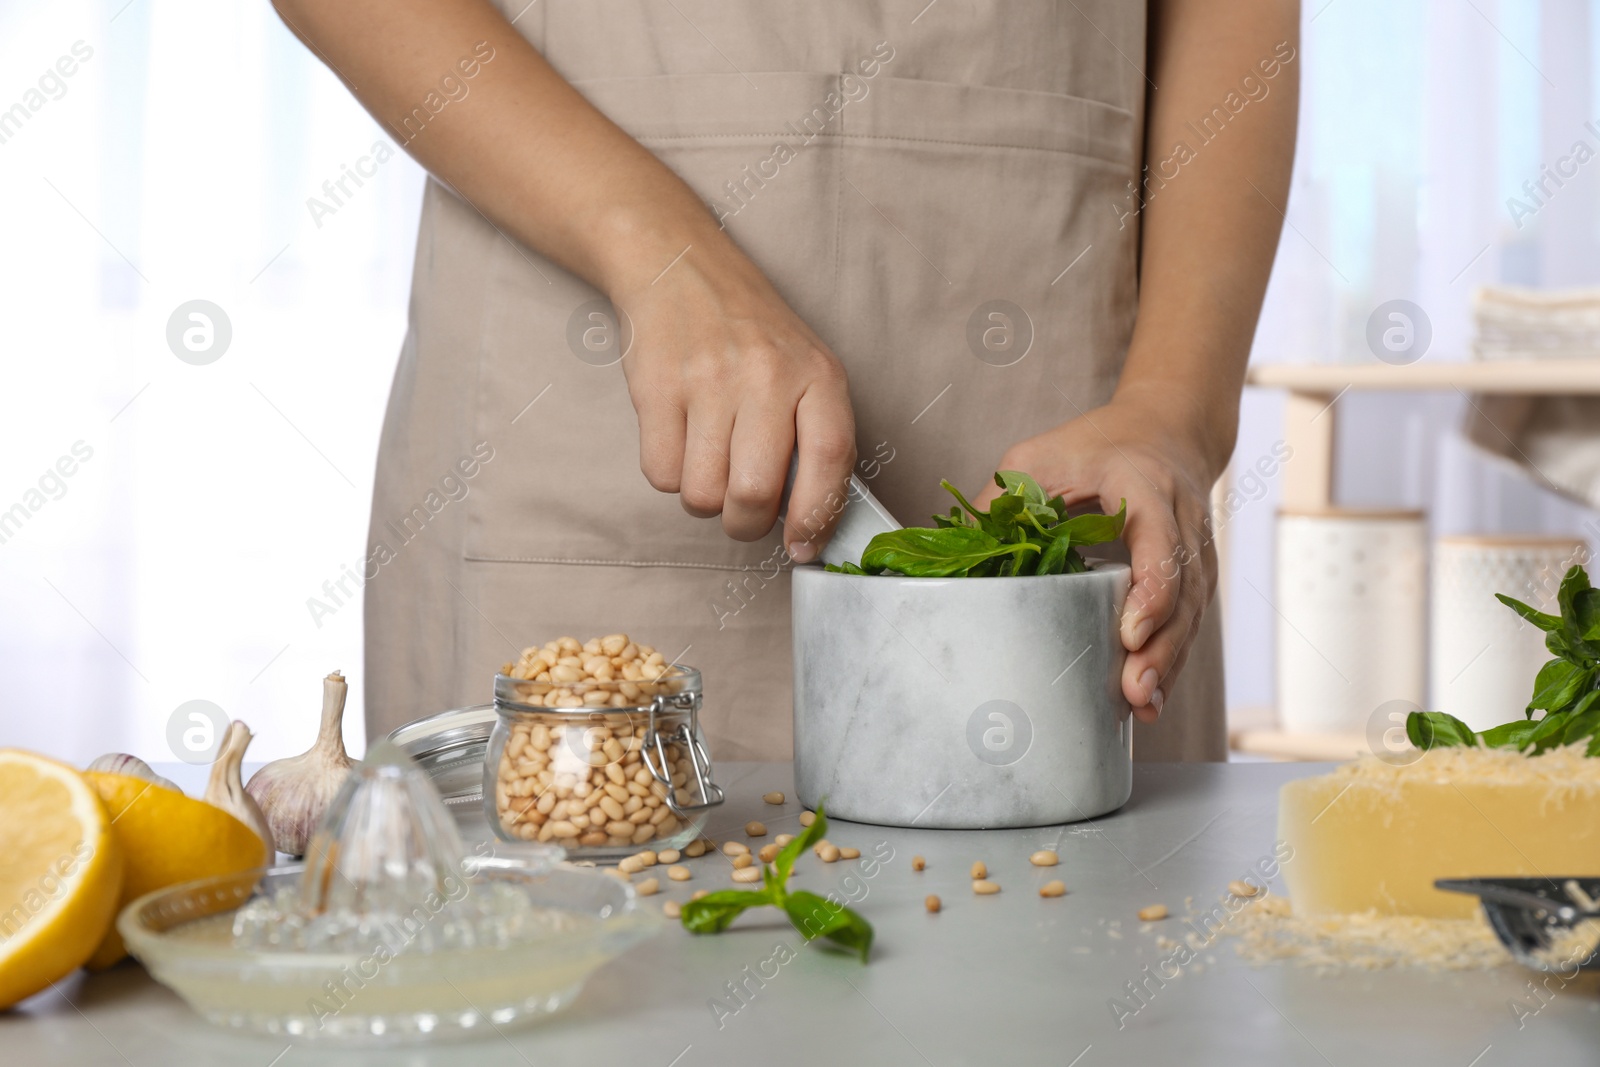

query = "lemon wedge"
(85, 771), (270, 968)
(0, 750), (124, 1008)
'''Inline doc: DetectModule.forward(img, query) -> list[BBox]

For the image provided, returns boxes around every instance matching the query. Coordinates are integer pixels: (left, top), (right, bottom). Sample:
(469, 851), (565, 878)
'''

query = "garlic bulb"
(246, 671), (354, 857)
(86, 752), (181, 794)
(204, 720), (276, 854)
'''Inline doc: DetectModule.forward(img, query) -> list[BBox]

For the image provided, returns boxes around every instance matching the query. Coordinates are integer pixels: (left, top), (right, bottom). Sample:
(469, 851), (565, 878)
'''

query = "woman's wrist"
(1107, 373), (1239, 486)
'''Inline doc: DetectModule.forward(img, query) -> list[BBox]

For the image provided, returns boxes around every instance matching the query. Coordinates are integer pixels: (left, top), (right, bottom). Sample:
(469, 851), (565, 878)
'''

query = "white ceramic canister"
(1430, 535), (1586, 731)
(1275, 509), (1427, 734)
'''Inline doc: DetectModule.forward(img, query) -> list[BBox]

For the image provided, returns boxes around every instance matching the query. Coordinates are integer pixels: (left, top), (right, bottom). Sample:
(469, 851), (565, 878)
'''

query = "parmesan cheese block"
(1279, 746), (1600, 919)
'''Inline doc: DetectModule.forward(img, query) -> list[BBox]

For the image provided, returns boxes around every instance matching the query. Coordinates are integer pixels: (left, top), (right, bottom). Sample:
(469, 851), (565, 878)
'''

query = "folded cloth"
(1463, 285), (1600, 509)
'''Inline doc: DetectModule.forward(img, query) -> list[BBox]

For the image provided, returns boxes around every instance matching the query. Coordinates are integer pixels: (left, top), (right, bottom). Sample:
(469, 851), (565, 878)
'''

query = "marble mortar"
(792, 562), (1132, 829)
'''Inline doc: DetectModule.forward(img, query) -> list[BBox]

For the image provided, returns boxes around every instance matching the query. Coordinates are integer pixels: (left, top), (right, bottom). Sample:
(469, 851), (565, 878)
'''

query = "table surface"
(8, 761), (1599, 1067)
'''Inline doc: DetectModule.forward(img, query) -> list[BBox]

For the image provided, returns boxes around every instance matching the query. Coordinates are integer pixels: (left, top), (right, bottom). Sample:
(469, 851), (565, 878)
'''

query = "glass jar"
(483, 665), (724, 858)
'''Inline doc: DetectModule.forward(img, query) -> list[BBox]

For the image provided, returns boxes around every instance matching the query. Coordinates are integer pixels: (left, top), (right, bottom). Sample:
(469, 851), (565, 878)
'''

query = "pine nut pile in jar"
(486, 635), (721, 859)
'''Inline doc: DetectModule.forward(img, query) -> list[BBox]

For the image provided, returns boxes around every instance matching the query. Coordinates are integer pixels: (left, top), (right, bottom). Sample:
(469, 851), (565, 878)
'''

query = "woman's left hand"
(973, 394), (1221, 723)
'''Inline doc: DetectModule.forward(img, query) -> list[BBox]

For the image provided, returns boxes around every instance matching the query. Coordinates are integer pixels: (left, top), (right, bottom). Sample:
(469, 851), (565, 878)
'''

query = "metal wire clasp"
(642, 689), (724, 818)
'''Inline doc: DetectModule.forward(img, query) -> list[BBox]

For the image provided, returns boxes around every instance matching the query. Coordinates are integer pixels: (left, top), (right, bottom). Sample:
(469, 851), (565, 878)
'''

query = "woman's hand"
(974, 390), (1221, 723)
(611, 243), (856, 560)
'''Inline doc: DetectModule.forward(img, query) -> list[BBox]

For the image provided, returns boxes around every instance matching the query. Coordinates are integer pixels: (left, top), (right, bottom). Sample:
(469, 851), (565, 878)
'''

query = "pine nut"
(732, 854), (753, 870)
(722, 841), (750, 857)
(973, 879), (1000, 895)
(912, 855), (926, 872)
(925, 895), (941, 914)
(774, 834), (794, 847)
(684, 839), (707, 858)
(745, 821), (767, 837)
(635, 877), (659, 896)
(970, 861), (987, 879)
(657, 849), (681, 864)
(1029, 850), (1059, 867)
(1039, 881), (1067, 898)
(663, 900), (681, 919)
(618, 856), (644, 875)
(763, 792), (785, 805)
(799, 811), (816, 827)
(1138, 904), (1169, 921)
(731, 866), (761, 883)
(604, 867), (630, 882)
(758, 843), (780, 863)
(818, 844), (841, 863)
(838, 847), (860, 860)
(1229, 880), (1259, 898)
(692, 889), (710, 900)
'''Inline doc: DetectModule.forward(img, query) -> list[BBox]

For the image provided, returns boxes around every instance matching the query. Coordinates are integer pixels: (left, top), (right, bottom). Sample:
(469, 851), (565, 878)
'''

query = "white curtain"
(1227, 0), (1600, 716)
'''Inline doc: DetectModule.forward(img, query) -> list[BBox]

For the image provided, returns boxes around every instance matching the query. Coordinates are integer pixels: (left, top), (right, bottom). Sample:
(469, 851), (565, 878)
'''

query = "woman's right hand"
(610, 240), (857, 561)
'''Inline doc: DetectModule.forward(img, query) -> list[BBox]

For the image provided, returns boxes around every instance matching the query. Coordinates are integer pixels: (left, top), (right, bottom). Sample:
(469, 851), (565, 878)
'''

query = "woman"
(275, 0), (1298, 760)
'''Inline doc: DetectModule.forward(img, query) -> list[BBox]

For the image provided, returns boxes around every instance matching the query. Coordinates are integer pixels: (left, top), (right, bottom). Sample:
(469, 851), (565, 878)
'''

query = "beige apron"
(364, 0), (1227, 762)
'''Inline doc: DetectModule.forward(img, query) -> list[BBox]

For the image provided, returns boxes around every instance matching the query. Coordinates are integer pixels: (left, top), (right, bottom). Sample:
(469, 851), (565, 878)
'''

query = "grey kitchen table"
(6, 761), (1598, 1067)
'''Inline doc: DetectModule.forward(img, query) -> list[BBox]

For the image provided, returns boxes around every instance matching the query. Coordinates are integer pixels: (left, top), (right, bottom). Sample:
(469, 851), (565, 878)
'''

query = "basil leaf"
(782, 889), (874, 962)
(824, 561), (875, 575)
(1528, 711), (1576, 754)
(1558, 565), (1591, 632)
(1045, 494), (1069, 522)
(771, 803), (828, 889)
(861, 527), (1038, 578)
(1577, 588), (1600, 642)
(1054, 500), (1128, 547)
(1528, 660), (1593, 714)
(1497, 592), (1561, 633)
(1479, 718), (1540, 750)
(1036, 531), (1073, 576)
(1406, 711), (1479, 750)
(987, 494), (1027, 537)
(681, 889), (771, 934)
(939, 480), (991, 526)
(995, 470), (1048, 505)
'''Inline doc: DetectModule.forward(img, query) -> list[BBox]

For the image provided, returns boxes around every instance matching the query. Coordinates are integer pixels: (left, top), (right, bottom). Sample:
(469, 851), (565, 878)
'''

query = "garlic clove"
(245, 670), (355, 858)
(204, 720), (276, 854)
(86, 752), (182, 794)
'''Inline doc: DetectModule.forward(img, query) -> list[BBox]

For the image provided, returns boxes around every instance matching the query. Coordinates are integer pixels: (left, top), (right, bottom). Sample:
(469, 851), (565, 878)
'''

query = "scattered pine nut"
(732, 854), (753, 870)
(799, 811), (816, 827)
(925, 895), (941, 914)
(605, 867), (631, 882)
(763, 792), (785, 805)
(1229, 880), (1259, 898)
(839, 847), (860, 860)
(1138, 904), (1169, 922)
(818, 844), (841, 863)
(618, 856), (644, 875)
(972, 879), (1000, 895)
(1029, 850), (1059, 867)
(970, 861), (987, 880)
(746, 821), (767, 837)
(759, 843), (780, 863)
(723, 841), (750, 857)
(635, 877), (660, 896)
(667, 865), (691, 881)
(662, 900), (681, 918)
(1039, 880), (1067, 898)
(911, 855), (926, 872)
(774, 833), (794, 846)
(691, 889), (710, 900)
(812, 839), (831, 856)
(684, 839), (707, 858)
(732, 866), (761, 883)
(657, 849), (681, 864)
(634, 850), (658, 867)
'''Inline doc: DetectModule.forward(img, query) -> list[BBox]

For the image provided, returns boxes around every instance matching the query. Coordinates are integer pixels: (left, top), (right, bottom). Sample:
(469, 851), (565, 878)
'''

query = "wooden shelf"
(1247, 359), (1600, 394)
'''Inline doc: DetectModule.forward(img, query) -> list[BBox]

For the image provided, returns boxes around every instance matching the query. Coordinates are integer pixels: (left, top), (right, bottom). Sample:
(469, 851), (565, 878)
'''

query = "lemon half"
(0, 750), (124, 1008)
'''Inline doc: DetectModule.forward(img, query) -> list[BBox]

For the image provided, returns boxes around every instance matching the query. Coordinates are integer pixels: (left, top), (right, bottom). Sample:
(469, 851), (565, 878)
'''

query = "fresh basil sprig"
(678, 803), (874, 962)
(1406, 565), (1600, 757)
(826, 470), (1127, 579)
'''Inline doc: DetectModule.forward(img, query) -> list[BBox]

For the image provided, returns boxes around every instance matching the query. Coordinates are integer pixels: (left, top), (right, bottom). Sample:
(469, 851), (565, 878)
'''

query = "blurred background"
(2, 0), (1597, 763)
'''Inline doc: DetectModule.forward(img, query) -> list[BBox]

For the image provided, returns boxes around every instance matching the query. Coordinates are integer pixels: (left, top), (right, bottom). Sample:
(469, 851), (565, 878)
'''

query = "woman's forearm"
(1115, 0), (1300, 479)
(272, 0), (730, 297)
